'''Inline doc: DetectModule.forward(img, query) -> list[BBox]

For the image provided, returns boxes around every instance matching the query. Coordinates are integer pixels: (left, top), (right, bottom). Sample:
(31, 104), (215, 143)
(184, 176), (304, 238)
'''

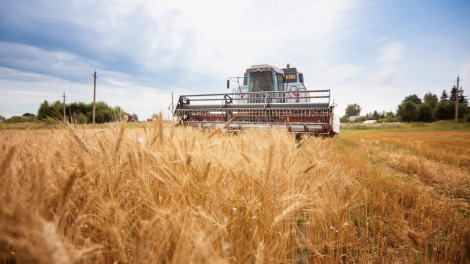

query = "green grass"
(341, 122), (470, 133)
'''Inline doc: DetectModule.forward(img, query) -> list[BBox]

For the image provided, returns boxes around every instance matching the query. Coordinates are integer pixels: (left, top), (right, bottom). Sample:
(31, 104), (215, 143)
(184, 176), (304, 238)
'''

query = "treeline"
(397, 89), (468, 122)
(341, 86), (469, 123)
(340, 103), (397, 123)
(38, 100), (125, 124)
(1, 113), (37, 124)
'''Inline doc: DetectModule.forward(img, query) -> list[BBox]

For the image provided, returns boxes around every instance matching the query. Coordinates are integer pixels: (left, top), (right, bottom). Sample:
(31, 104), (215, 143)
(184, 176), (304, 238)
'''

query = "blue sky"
(1, 0), (469, 119)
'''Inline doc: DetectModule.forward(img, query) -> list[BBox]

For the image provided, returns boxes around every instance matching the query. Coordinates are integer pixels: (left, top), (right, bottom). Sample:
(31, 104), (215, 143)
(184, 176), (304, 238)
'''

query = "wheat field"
(343, 131), (470, 171)
(1, 120), (469, 263)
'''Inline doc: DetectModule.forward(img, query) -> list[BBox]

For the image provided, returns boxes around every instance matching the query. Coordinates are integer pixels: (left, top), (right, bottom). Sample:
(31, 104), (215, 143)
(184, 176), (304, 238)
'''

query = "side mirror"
(227, 80), (230, 89)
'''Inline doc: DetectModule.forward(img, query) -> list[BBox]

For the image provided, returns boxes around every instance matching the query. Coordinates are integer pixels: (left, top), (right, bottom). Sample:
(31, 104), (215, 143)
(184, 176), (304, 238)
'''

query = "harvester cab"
(175, 64), (339, 136)
(232, 64), (309, 104)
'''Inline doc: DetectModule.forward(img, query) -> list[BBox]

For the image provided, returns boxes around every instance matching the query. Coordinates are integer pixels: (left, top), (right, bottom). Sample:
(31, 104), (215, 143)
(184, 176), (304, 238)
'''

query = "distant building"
(12, 116), (35, 119)
(124, 112), (138, 122)
(363, 120), (377, 124)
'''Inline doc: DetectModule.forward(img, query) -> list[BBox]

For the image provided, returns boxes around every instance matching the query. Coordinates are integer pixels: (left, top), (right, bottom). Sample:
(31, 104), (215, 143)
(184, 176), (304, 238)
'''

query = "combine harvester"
(174, 64), (339, 137)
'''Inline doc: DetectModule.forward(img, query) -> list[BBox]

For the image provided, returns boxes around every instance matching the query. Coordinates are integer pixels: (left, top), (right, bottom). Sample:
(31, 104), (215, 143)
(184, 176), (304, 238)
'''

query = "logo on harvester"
(289, 87), (300, 103)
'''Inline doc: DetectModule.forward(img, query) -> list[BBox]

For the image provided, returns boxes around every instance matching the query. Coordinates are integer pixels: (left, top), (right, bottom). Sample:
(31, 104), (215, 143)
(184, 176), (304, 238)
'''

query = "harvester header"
(174, 64), (339, 136)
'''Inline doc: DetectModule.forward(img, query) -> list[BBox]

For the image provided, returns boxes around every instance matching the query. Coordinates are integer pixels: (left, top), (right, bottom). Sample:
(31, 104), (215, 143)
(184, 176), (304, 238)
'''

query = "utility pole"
(455, 76), (460, 125)
(171, 92), (174, 119)
(92, 70), (97, 124)
(63, 91), (66, 122)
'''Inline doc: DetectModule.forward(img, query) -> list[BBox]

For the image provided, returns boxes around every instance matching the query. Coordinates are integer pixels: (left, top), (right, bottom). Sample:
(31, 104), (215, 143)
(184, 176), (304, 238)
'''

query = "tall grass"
(0, 123), (469, 263)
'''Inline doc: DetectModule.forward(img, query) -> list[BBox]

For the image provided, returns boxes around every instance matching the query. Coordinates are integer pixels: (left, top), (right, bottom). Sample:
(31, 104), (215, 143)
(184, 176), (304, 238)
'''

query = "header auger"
(174, 64), (339, 136)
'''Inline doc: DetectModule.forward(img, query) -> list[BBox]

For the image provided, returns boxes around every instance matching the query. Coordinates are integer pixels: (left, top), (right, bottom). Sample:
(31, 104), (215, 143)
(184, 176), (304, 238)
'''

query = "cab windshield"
(248, 72), (274, 92)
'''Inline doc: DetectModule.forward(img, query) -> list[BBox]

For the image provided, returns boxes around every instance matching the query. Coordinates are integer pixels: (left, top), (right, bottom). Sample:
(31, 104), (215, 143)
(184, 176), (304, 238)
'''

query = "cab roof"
(246, 64), (284, 74)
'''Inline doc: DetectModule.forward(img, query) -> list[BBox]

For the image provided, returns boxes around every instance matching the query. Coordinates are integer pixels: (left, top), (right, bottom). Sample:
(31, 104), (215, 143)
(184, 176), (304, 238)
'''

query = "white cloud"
(320, 64), (364, 83)
(0, 67), (193, 119)
(1, 0), (367, 118)
(3, 0), (468, 123)
(373, 66), (403, 85)
(5, 0), (359, 77)
(378, 42), (404, 62)
(0, 42), (99, 80)
(460, 61), (470, 84)
(376, 36), (390, 43)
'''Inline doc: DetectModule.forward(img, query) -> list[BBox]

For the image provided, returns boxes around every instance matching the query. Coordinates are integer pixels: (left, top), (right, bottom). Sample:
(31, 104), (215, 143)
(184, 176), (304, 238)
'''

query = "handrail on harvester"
(179, 89), (330, 97)
(176, 89), (331, 110)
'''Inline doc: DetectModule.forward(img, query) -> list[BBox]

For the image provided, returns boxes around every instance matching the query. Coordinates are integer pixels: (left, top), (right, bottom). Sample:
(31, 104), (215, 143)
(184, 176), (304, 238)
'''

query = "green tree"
(459, 88), (468, 104)
(344, 103), (362, 117)
(339, 116), (350, 123)
(434, 101), (468, 120)
(372, 110), (380, 120)
(465, 114), (470, 123)
(37, 100), (51, 120)
(417, 103), (433, 122)
(115, 106), (125, 121)
(51, 100), (63, 116)
(447, 86), (467, 104)
(440, 90), (448, 102)
(37, 99), (124, 124)
(22, 113), (36, 117)
(0, 115), (6, 122)
(5, 117), (32, 123)
(402, 94), (422, 104)
(43, 116), (59, 124)
(76, 113), (87, 124)
(449, 86), (458, 102)
(380, 113), (398, 122)
(423, 93), (438, 109)
(397, 101), (418, 122)
(366, 113), (375, 120)
(355, 116), (367, 123)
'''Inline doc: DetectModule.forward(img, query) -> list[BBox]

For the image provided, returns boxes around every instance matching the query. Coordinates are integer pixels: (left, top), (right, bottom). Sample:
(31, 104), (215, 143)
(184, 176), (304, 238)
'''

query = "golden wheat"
(340, 132), (470, 200)
(0, 124), (468, 263)
(346, 131), (470, 170)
